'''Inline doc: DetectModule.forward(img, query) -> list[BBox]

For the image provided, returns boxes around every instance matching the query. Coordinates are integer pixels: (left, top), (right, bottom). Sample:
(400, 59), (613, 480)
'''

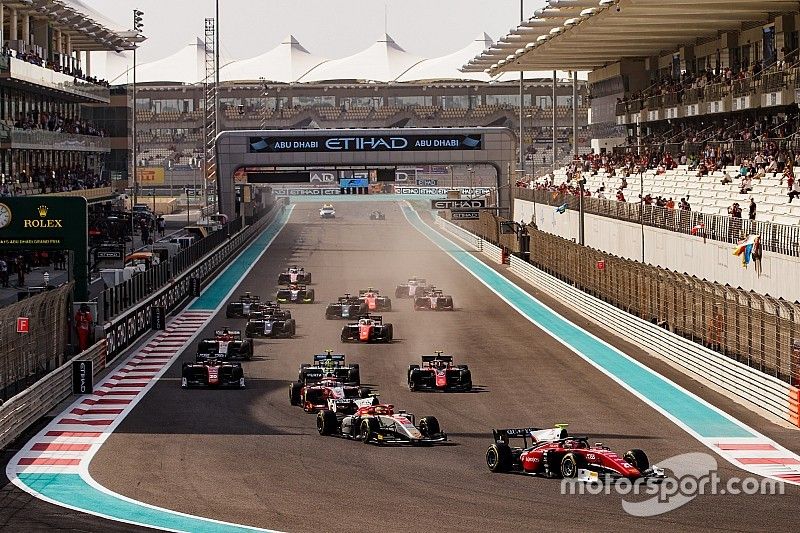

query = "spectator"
(0, 257), (7, 288)
(140, 220), (150, 245)
(157, 216), (166, 238)
(748, 198), (757, 220)
(789, 179), (800, 203)
(15, 255), (25, 287)
(728, 202), (742, 218)
(740, 175), (753, 194)
(666, 197), (675, 209)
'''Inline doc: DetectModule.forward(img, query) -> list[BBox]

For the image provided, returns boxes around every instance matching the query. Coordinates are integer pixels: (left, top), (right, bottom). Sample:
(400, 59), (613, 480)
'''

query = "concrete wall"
(514, 198), (800, 303)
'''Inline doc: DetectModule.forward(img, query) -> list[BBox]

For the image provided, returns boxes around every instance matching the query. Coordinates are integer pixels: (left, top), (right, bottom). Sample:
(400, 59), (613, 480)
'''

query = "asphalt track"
(3, 200), (800, 532)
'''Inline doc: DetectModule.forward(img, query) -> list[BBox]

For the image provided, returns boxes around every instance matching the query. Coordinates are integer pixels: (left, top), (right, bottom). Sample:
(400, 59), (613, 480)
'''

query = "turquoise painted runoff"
(19, 474), (274, 533)
(190, 206), (293, 310)
(401, 204), (753, 440)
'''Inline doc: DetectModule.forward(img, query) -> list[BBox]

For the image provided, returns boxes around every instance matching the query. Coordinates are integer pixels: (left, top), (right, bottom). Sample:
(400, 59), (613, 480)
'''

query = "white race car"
(316, 397), (447, 445)
(320, 204), (336, 218)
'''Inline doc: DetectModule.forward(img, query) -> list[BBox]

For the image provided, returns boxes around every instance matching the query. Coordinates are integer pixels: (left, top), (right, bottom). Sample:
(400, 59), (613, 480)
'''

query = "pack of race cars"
(182, 265), (665, 481)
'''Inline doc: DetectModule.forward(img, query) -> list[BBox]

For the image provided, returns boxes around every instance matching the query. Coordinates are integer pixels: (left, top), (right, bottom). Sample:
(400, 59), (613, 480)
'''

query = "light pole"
(131, 9), (144, 206)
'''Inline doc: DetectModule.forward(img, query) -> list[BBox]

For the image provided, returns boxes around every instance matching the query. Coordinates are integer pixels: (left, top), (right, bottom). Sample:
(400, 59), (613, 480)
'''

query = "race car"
(485, 425), (665, 482)
(244, 310), (296, 338)
(359, 288), (392, 312)
(408, 353), (472, 392)
(325, 294), (367, 320)
(181, 358), (245, 389)
(413, 287), (454, 311)
(225, 292), (264, 318)
(316, 397), (447, 445)
(395, 277), (430, 299)
(297, 351), (361, 385)
(196, 329), (253, 361)
(319, 204), (336, 218)
(278, 266), (311, 285)
(288, 377), (372, 413)
(276, 284), (315, 304)
(340, 315), (393, 343)
(369, 210), (385, 220)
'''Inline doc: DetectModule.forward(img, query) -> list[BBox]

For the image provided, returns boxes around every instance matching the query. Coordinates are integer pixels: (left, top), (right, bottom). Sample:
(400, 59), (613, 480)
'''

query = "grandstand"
(99, 33), (589, 184)
(470, 0), (800, 229)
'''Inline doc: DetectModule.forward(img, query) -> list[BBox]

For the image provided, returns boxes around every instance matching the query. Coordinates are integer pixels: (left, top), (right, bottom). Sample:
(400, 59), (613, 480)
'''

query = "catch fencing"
(451, 212), (800, 386)
(0, 284), (73, 401)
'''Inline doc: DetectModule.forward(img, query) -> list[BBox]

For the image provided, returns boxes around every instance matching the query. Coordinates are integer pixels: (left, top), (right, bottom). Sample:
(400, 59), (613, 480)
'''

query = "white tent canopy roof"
(220, 35), (328, 83)
(109, 38), (235, 85)
(299, 33), (424, 83)
(397, 33), (494, 82)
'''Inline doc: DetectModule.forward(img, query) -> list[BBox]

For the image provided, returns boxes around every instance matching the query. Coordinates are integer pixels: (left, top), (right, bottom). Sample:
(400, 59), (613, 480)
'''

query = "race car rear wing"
(421, 354), (453, 364)
(313, 354), (346, 363)
(327, 396), (377, 413)
(214, 329), (242, 338)
(492, 426), (569, 446)
(239, 293), (260, 302)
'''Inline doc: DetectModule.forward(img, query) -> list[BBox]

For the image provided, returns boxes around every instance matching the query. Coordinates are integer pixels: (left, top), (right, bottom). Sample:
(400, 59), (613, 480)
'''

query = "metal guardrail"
(436, 215), (800, 426)
(515, 188), (800, 257)
(101, 216), (245, 320)
(0, 340), (107, 450)
(103, 202), (283, 359)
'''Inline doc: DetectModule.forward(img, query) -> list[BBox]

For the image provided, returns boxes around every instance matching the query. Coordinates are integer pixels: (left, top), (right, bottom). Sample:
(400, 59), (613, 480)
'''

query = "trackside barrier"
(436, 215), (800, 427)
(103, 202), (284, 361)
(0, 340), (107, 450)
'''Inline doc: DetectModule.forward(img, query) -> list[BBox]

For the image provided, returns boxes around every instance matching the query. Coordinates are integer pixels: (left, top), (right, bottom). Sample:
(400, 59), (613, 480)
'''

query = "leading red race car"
(485, 425), (664, 482)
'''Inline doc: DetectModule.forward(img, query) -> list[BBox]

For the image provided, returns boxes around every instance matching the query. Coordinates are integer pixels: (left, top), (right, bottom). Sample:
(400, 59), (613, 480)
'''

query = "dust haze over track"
(5, 201), (797, 532)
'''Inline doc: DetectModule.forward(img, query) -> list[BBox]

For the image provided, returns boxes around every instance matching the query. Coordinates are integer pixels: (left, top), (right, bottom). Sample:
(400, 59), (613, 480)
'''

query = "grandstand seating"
(548, 166), (800, 224)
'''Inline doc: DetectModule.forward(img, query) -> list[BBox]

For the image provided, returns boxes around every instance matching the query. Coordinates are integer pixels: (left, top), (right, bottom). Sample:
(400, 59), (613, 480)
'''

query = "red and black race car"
(413, 286), (454, 311)
(485, 425), (664, 482)
(408, 353), (472, 392)
(181, 358), (245, 389)
(359, 288), (392, 312)
(288, 378), (373, 413)
(196, 329), (253, 361)
(340, 315), (393, 343)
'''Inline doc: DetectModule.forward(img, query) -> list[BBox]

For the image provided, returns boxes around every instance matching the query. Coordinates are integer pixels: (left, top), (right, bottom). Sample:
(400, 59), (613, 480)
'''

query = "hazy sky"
(84, 0), (547, 63)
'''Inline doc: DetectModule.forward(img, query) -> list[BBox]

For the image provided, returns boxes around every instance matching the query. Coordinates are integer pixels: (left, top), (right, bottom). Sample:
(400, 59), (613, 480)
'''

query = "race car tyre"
(306, 274), (311, 284)
(289, 382), (303, 405)
(623, 449), (650, 472)
(385, 324), (393, 341)
(340, 330), (350, 342)
(395, 287), (405, 299)
(317, 410), (338, 436)
(458, 364), (469, 370)
(347, 367), (360, 385)
(360, 418), (379, 444)
(290, 322), (296, 336)
(560, 453), (583, 479)
(486, 443), (512, 473)
(419, 416), (440, 438)
(358, 387), (371, 398)
(247, 344), (254, 360)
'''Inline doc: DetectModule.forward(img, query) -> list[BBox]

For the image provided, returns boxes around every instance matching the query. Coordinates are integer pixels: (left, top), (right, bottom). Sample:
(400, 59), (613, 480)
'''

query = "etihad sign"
(24, 204), (63, 228)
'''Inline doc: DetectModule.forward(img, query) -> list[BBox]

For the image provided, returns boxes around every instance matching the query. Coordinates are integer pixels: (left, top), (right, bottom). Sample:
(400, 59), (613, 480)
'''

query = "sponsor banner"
(395, 187), (493, 196)
(452, 210), (480, 220)
(137, 167), (165, 186)
(431, 199), (487, 210)
(340, 178), (369, 188)
(273, 188), (341, 197)
(249, 134), (483, 153)
(309, 171), (337, 183)
(416, 179), (438, 186)
(72, 360), (93, 394)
